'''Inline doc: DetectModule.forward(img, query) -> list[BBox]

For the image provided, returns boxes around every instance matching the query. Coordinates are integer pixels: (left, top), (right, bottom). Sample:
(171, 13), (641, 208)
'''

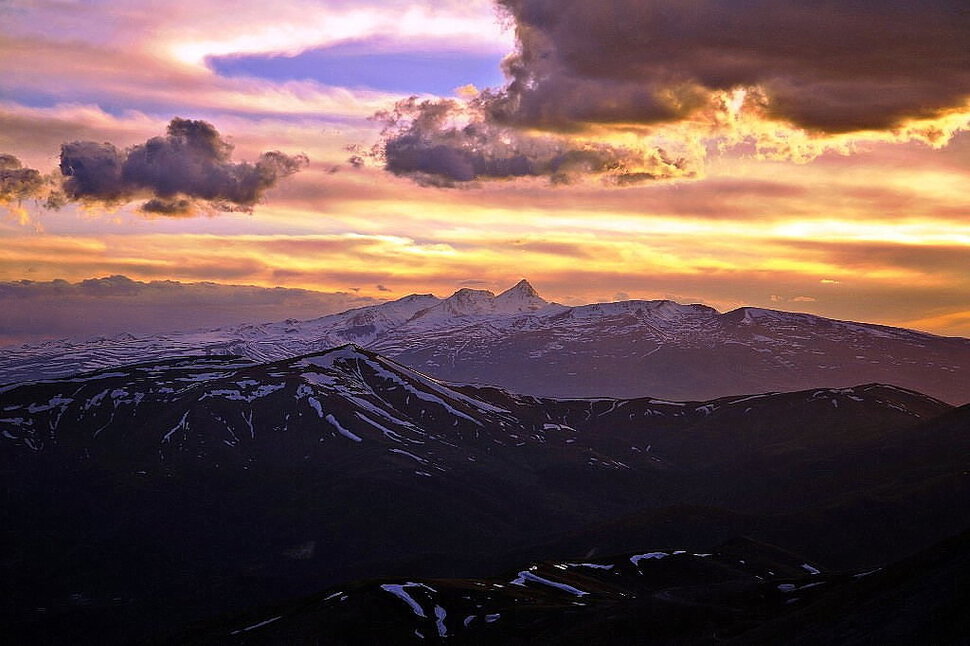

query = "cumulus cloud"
(2, 118), (308, 216)
(375, 0), (970, 185)
(58, 117), (308, 213)
(375, 95), (693, 186)
(0, 154), (62, 226)
(0, 154), (46, 203)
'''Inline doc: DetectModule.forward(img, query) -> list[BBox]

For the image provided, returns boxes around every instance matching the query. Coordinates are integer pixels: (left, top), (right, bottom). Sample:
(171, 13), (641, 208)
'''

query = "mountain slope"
(2, 280), (968, 404)
(0, 345), (952, 494)
(2, 347), (967, 644)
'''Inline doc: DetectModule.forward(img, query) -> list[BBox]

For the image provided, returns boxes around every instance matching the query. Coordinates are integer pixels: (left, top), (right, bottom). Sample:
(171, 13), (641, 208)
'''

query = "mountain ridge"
(1, 281), (968, 405)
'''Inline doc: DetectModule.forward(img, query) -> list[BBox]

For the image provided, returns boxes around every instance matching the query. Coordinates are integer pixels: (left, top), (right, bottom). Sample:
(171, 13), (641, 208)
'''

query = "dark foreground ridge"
(1, 346), (967, 643)
(179, 532), (970, 645)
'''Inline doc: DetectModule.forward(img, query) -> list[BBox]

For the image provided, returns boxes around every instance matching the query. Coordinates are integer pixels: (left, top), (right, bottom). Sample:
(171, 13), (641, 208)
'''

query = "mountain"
(2, 280), (968, 405)
(0, 344), (953, 495)
(2, 346), (968, 643)
(411, 280), (555, 322)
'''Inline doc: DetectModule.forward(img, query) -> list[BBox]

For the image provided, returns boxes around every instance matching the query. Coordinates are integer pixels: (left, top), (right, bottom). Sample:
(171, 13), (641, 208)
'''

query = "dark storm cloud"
(0, 154), (46, 202)
(58, 118), (308, 213)
(376, 1), (969, 186)
(376, 96), (691, 185)
(493, 0), (970, 134)
(59, 141), (127, 201)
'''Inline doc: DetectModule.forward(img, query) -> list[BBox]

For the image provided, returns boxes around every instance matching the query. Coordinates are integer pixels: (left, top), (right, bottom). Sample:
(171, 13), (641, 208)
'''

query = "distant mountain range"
(3, 280), (968, 404)
(2, 345), (968, 643)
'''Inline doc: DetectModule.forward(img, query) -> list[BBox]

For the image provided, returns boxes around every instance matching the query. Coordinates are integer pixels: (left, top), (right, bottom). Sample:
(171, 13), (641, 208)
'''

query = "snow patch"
(356, 412), (405, 442)
(434, 605), (448, 637)
(307, 396), (324, 418)
(801, 563), (821, 575)
(566, 562), (614, 571)
(380, 582), (435, 618)
(326, 414), (362, 442)
(162, 411), (190, 443)
(510, 571), (588, 596)
(229, 615), (282, 635)
(630, 552), (668, 565)
(389, 448), (427, 463)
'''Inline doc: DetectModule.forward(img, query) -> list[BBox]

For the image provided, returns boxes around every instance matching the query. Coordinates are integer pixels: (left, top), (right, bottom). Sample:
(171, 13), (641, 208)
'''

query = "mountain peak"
(410, 287), (496, 319)
(494, 279), (548, 313)
(446, 287), (496, 304)
(500, 279), (540, 299)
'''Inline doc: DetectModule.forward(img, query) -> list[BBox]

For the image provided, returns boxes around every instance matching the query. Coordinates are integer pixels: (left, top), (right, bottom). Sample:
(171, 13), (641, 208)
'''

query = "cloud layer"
(0, 275), (378, 345)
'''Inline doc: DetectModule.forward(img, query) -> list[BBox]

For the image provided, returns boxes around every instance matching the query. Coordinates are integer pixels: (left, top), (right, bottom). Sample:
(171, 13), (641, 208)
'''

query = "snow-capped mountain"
(2, 279), (969, 404)
(411, 280), (558, 323)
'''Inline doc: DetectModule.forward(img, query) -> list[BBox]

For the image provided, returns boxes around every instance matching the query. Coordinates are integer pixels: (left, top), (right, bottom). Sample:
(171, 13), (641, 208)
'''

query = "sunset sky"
(2, 0), (969, 338)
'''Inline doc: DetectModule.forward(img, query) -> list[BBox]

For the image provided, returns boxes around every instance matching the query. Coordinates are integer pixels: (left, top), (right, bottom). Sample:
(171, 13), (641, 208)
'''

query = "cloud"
(510, 238), (599, 259)
(784, 240), (970, 275)
(57, 117), (308, 213)
(0, 154), (46, 203)
(3, 116), (309, 216)
(59, 141), (127, 202)
(0, 275), (379, 345)
(0, 154), (61, 226)
(375, 0), (970, 186)
(493, 0), (970, 134)
(375, 95), (694, 185)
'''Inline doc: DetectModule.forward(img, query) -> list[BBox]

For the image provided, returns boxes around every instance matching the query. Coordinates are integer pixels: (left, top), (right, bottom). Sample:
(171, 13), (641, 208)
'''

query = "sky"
(1, 0), (969, 339)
